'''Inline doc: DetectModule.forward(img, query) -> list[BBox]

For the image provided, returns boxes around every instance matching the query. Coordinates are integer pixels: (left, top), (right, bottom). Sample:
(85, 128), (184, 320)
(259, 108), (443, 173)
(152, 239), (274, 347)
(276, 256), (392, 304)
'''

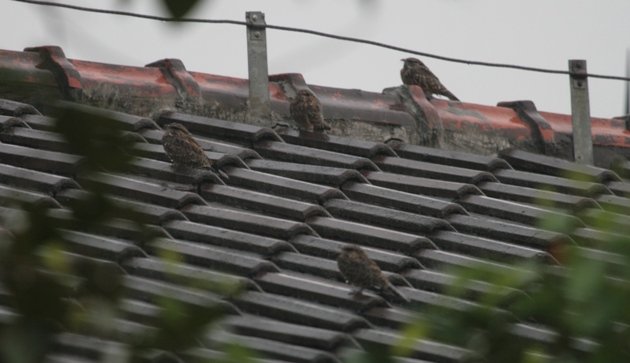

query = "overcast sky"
(3, 0), (630, 118)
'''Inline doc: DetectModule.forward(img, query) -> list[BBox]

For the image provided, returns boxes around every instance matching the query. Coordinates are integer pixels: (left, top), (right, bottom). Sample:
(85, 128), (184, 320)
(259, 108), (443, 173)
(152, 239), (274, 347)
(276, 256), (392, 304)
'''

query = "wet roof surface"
(1, 95), (629, 363)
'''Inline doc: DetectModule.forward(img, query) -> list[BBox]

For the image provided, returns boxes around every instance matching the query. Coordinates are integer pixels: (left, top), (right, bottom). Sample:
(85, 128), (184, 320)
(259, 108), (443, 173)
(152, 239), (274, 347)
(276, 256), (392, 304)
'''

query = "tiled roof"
(1, 46), (630, 168)
(1, 47), (630, 363)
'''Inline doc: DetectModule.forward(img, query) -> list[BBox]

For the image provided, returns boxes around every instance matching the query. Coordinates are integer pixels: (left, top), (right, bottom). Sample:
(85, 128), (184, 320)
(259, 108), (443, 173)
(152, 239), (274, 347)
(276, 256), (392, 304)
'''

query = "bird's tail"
(444, 90), (460, 101)
(314, 120), (332, 132)
(381, 282), (410, 304)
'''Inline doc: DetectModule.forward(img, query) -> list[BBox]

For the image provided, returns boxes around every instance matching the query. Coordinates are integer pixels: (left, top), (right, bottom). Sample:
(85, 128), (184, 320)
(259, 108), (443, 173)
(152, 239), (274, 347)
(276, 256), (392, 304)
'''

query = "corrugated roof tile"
(225, 167), (346, 204)
(224, 315), (357, 351)
(247, 159), (368, 187)
(390, 141), (512, 171)
(324, 198), (453, 235)
(163, 220), (295, 256)
(183, 204), (315, 239)
(307, 216), (436, 254)
(374, 156), (497, 184)
(0, 142), (80, 176)
(288, 235), (423, 272)
(199, 184), (328, 221)
(365, 171), (482, 199)
(254, 272), (387, 312)
(233, 291), (370, 332)
(341, 182), (466, 218)
(148, 238), (279, 277)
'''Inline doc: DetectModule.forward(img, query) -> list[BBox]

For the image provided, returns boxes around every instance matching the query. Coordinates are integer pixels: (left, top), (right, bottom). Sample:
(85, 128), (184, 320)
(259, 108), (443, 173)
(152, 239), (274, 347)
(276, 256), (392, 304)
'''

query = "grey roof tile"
(494, 168), (610, 196)
(479, 181), (600, 211)
(374, 156), (498, 184)
(55, 189), (187, 225)
(254, 140), (380, 171)
(199, 183), (328, 221)
(254, 272), (387, 311)
(606, 180), (630, 197)
(324, 198), (453, 235)
(362, 306), (415, 330)
(0, 115), (27, 130)
(341, 182), (467, 218)
(447, 214), (573, 250)
(183, 348), (292, 363)
(365, 171), (482, 199)
(247, 159), (368, 187)
(272, 252), (343, 279)
(163, 220), (296, 256)
(403, 268), (525, 303)
(279, 129), (398, 158)
(20, 114), (56, 131)
(206, 330), (341, 363)
(61, 230), (146, 264)
(0, 184), (60, 208)
(183, 204), (316, 239)
(0, 99), (41, 116)
(499, 148), (620, 182)
(0, 163), (79, 195)
(223, 315), (357, 351)
(430, 230), (555, 263)
(415, 249), (528, 274)
(158, 111), (282, 144)
(123, 275), (239, 313)
(233, 291), (371, 332)
(147, 238), (279, 277)
(0, 142), (80, 176)
(225, 167), (346, 204)
(122, 257), (260, 293)
(353, 328), (470, 363)
(595, 193), (630, 214)
(288, 234), (423, 272)
(458, 195), (585, 226)
(307, 216), (436, 254)
(77, 172), (206, 209)
(1, 126), (68, 152)
(129, 157), (224, 186)
(390, 142), (511, 171)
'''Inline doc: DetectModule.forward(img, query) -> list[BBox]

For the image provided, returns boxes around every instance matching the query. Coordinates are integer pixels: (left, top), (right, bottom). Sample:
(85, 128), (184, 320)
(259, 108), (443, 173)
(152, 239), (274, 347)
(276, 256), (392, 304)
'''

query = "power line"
(11, 0), (630, 82)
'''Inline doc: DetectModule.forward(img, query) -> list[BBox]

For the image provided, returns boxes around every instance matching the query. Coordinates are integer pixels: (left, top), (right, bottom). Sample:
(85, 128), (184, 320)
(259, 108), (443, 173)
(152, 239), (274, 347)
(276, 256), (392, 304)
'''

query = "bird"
(337, 244), (409, 303)
(289, 89), (331, 132)
(400, 57), (459, 101)
(162, 123), (213, 169)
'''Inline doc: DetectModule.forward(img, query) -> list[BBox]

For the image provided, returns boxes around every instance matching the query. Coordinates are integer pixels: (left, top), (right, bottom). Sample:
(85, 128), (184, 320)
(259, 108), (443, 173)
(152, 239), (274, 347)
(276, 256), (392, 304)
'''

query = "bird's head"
(341, 245), (363, 255)
(295, 89), (315, 99)
(164, 123), (191, 135)
(401, 57), (425, 67)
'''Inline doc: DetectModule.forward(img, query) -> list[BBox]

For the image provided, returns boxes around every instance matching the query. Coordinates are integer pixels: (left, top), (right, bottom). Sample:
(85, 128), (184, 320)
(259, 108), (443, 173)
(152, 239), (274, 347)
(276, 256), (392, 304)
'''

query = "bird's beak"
(400, 58), (405, 62)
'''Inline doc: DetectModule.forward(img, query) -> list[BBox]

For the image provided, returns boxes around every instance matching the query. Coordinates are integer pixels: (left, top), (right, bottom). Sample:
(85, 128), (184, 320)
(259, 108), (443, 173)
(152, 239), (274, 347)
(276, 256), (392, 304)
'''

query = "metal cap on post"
(246, 11), (271, 124)
(569, 59), (594, 165)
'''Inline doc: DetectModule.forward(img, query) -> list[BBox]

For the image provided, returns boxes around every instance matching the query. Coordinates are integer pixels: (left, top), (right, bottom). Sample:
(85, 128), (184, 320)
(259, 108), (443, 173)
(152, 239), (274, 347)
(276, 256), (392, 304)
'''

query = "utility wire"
(11, 0), (630, 82)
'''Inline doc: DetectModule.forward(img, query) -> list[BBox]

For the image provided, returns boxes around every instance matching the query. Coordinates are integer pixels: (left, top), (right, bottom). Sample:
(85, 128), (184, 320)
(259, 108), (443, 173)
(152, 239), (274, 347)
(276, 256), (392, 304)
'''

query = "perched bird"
(289, 89), (331, 132)
(337, 245), (409, 303)
(162, 123), (213, 169)
(400, 57), (459, 101)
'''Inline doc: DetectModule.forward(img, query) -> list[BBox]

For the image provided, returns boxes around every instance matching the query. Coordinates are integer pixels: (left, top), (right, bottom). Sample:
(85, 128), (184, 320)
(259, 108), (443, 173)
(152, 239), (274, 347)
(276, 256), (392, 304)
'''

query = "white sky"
(2, 0), (630, 118)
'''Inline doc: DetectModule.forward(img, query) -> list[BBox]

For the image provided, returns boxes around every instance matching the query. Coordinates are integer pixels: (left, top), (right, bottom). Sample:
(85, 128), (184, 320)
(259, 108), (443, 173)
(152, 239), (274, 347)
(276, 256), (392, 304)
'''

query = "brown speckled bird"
(289, 89), (331, 132)
(401, 57), (459, 101)
(337, 245), (409, 303)
(162, 123), (212, 169)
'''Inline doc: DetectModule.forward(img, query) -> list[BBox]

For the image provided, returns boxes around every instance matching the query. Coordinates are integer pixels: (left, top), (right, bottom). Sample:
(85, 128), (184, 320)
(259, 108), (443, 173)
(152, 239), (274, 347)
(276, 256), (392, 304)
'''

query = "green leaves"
(161, 0), (203, 20)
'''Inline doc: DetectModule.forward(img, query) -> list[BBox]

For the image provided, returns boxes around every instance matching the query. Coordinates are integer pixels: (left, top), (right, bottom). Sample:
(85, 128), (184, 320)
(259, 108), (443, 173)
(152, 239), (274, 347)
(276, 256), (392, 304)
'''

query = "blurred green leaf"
(161, 0), (201, 19)
(53, 104), (134, 173)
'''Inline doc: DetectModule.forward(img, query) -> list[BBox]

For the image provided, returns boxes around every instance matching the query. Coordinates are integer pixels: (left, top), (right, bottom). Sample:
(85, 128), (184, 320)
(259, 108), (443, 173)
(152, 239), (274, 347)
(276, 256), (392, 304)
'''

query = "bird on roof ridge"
(401, 57), (459, 101)
(337, 244), (410, 304)
(289, 89), (332, 133)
